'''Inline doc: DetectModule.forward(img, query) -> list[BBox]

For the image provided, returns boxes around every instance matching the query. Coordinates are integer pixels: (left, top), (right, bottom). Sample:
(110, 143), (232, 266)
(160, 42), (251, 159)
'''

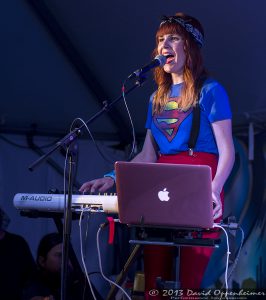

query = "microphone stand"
(28, 76), (147, 300)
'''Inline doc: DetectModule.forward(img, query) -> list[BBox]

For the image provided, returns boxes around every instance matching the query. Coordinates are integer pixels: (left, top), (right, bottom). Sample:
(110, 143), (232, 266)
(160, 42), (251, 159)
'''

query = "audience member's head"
(0, 206), (10, 232)
(37, 232), (67, 274)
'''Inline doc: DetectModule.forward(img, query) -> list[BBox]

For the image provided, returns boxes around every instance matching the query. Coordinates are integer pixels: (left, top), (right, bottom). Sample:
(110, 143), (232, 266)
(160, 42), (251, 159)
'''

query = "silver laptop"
(115, 161), (213, 229)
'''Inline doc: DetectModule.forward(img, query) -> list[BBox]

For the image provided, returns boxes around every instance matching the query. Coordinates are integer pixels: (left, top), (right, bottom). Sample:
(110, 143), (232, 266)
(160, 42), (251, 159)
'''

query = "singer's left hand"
(212, 191), (222, 221)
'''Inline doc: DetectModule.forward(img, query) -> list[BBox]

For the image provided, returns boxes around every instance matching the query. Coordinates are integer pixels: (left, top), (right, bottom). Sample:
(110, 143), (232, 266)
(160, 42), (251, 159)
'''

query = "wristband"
(104, 170), (116, 182)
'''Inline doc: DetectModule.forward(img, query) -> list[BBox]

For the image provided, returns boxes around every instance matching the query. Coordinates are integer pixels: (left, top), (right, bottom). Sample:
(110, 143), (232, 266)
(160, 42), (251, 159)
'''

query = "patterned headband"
(160, 16), (204, 47)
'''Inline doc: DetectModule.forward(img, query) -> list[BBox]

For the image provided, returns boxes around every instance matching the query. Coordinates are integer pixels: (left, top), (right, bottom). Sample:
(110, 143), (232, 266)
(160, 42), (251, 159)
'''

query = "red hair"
(152, 13), (207, 114)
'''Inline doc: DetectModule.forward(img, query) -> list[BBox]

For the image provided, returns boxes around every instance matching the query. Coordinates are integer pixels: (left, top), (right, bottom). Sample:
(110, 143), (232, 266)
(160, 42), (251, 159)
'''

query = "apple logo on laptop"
(158, 188), (170, 201)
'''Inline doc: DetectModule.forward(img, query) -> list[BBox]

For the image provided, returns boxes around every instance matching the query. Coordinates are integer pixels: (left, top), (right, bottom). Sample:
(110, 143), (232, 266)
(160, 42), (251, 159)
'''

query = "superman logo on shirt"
(153, 97), (193, 142)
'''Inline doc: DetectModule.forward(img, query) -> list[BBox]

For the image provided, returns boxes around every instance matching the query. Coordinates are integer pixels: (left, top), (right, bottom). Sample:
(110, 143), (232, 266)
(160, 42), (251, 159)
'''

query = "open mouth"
(165, 54), (175, 64)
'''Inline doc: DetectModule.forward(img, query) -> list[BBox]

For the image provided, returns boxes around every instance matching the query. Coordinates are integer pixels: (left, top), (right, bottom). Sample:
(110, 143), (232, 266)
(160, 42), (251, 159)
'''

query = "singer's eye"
(158, 35), (182, 44)
(170, 35), (182, 42)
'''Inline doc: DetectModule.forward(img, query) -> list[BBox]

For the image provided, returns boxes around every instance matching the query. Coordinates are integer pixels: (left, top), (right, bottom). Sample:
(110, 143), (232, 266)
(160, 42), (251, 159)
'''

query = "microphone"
(128, 55), (167, 79)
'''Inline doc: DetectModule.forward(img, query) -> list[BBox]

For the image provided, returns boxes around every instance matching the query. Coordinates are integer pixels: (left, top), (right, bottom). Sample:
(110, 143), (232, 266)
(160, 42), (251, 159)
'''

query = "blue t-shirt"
(145, 79), (232, 155)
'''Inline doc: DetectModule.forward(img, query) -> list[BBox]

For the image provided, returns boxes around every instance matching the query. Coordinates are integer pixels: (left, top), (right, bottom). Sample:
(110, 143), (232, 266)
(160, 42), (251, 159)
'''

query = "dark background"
(1, 1), (266, 297)
(1, 0), (266, 142)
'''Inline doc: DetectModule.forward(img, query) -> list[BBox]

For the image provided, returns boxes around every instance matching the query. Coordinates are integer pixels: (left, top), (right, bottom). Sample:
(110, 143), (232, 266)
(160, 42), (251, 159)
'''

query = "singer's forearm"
(211, 119), (235, 193)
(131, 130), (158, 163)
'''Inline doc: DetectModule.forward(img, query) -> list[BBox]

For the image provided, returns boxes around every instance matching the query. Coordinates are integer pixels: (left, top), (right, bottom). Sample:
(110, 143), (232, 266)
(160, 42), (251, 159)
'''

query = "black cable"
(70, 118), (117, 165)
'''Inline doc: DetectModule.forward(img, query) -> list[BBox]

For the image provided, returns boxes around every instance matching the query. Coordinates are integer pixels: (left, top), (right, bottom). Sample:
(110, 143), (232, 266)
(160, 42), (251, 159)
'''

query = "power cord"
(121, 81), (137, 161)
(79, 208), (98, 300)
(221, 226), (245, 289)
(96, 220), (132, 300)
(213, 222), (245, 300)
(213, 223), (231, 291)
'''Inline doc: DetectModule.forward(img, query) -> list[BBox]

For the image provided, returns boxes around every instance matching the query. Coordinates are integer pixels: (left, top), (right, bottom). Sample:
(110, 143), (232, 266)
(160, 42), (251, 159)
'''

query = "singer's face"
(157, 34), (186, 77)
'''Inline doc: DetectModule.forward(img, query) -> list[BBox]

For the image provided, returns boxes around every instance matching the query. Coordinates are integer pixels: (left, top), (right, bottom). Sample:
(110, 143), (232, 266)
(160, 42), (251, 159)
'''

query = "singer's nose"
(161, 37), (170, 48)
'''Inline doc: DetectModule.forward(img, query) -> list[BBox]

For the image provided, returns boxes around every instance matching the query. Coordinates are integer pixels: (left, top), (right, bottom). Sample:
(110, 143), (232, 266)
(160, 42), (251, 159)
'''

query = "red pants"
(144, 152), (223, 299)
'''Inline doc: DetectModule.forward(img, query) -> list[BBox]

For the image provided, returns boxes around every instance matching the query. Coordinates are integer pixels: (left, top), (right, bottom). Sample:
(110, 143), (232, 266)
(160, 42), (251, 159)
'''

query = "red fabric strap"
(107, 216), (115, 244)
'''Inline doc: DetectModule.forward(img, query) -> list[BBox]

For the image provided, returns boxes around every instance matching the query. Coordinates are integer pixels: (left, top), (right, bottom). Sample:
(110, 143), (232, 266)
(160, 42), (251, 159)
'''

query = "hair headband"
(160, 16), (204, 47)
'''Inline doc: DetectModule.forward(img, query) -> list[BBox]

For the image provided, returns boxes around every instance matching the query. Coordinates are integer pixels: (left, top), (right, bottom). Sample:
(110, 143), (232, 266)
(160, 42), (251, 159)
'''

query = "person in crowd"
(0, 206), (36, 300)
(79, 12), (235, 299)
(22, 232), (102, 300)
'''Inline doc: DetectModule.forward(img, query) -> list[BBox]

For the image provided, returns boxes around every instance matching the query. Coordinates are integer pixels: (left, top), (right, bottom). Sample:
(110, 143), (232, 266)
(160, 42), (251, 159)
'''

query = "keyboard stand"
(106, 227), (220, 300)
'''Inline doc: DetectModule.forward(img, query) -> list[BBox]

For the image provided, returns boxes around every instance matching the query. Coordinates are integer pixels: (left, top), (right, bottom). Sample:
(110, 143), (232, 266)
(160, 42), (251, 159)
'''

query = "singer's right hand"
(79, 177), (114, 193)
